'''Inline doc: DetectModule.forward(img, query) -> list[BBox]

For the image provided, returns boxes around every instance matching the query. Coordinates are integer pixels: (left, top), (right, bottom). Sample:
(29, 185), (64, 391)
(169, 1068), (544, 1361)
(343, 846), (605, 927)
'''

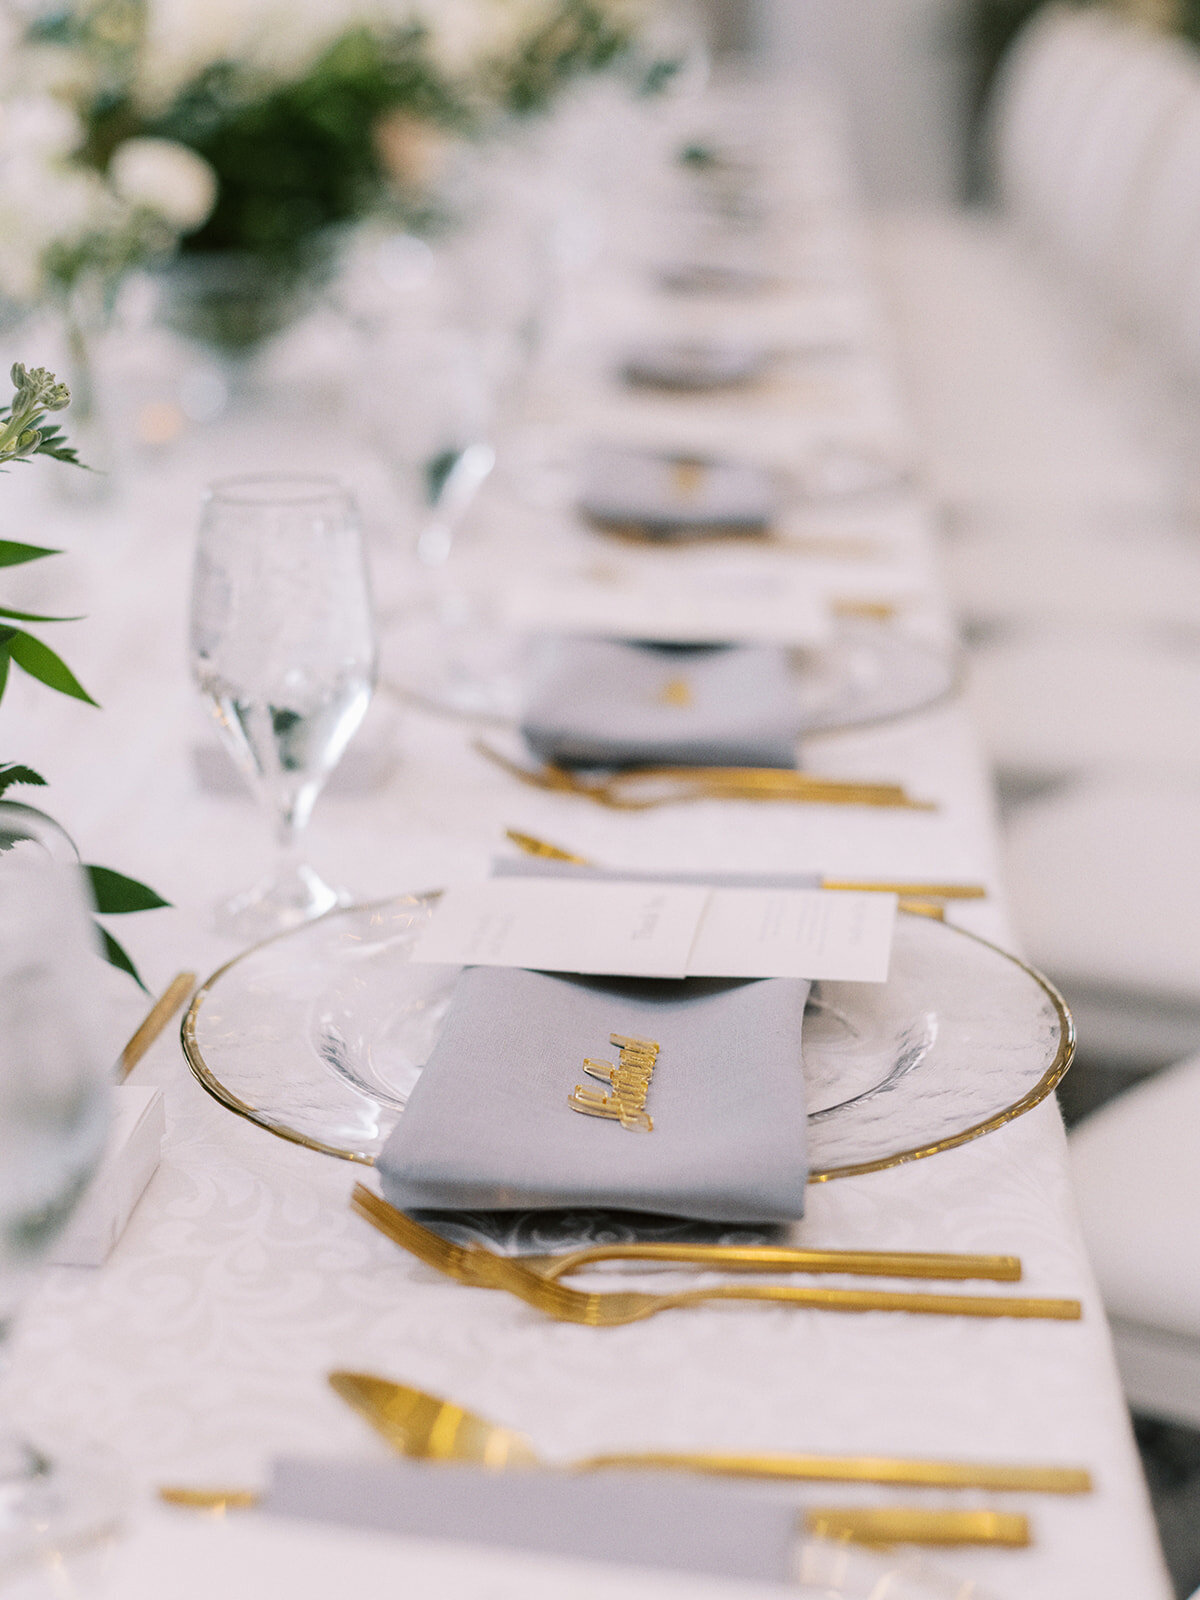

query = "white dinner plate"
(183, 898), (1072, 1250)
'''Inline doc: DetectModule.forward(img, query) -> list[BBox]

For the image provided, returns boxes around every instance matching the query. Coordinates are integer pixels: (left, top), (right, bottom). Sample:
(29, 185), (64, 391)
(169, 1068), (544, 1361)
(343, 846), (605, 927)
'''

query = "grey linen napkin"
(579, 445), (776, 538)
(520, 637), (803, 770)
(377, 859), (810, 1224)
(265, 1458), (797, 1585)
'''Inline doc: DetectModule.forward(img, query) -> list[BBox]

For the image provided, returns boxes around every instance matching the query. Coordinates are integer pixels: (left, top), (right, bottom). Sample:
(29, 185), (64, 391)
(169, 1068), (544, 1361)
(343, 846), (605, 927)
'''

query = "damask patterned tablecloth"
(0, 81), (1172, 1600)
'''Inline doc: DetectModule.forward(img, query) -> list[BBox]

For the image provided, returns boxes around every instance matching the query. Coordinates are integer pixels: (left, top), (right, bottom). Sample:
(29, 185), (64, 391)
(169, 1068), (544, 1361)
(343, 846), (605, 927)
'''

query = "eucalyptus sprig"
(0, 365), (166, 987)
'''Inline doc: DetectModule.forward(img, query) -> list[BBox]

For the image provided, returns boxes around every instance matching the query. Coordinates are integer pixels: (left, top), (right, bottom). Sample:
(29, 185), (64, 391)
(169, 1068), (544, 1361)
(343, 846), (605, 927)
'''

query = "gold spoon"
(328, 1371), (1091, 1495)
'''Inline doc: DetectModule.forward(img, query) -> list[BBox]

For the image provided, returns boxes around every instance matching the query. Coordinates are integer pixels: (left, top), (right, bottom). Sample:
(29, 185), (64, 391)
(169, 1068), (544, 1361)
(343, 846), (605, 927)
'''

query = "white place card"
(413, 880), (895, 983)
(496, 555), (833, 647)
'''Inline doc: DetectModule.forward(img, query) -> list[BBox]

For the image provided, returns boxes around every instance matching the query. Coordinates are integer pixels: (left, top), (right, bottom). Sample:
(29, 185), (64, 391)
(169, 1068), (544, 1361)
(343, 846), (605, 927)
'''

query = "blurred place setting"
(1, 1), (1199, 1598)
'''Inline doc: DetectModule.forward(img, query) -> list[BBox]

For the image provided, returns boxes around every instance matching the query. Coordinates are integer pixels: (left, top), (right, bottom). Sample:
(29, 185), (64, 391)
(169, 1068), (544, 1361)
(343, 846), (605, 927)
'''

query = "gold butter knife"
(503, 829), (986, 900)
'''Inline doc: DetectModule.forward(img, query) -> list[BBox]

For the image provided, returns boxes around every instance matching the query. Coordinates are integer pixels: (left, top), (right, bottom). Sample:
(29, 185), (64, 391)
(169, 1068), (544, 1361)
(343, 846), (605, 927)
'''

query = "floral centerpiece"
(0, 362), (164, 982)
(14, 0), (655, 352)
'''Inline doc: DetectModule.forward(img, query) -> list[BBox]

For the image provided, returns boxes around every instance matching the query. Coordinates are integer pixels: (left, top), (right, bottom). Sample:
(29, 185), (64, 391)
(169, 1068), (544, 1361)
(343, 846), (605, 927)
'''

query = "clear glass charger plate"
(183, 898), (1073, 1249)
(381, 615), (960, 730)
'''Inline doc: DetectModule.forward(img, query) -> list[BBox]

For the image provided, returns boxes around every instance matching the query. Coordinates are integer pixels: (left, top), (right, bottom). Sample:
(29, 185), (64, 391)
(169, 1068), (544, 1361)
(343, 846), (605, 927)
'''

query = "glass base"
(0, 1440), (125, 1591)
(216, 860), (344, 944)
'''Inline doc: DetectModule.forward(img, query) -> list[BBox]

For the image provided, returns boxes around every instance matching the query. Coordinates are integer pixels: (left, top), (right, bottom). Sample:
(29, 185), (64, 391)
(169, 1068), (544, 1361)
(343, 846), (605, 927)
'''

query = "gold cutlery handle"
(502, 830), (987, 899)
(117, 970), (196, 1081)
(803, 1506), (1030, 1547)
(528, 1243), (1021, 1283)
(159, 1486), (260, 1511)
(665, 1284), (1080, 1320)
(821, 879), (986, 899)
(578, 1452), (1090, 1494)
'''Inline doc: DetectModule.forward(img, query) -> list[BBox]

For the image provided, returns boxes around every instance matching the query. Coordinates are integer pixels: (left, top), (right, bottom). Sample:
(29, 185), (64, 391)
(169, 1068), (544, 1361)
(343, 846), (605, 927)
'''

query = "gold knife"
(503, 829), (986, 899)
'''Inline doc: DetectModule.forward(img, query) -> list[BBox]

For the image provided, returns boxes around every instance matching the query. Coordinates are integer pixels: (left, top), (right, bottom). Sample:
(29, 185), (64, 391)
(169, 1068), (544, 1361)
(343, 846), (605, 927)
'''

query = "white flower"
(0, 94), (83, 159)
(109, 137), (217, 231)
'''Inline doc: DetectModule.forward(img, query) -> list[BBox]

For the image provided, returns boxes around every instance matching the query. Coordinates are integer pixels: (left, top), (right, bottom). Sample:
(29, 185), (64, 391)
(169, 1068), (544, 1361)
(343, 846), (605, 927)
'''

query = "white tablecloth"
(0, 79), (1171, 1600)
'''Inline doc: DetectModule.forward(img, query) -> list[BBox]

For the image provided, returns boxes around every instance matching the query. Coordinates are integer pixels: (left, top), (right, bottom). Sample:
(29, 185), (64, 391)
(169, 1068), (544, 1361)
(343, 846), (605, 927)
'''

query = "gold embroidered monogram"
(658, 676), (693, 708)
(568, 1033), (660, 1132)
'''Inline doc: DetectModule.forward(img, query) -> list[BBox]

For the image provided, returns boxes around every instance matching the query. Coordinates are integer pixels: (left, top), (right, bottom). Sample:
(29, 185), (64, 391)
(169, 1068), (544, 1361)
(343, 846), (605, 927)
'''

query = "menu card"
(412, 878), (895, 983)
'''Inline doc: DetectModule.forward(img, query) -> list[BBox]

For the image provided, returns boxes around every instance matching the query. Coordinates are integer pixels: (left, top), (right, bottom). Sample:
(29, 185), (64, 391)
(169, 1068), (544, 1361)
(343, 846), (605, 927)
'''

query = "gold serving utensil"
(803, 1507), (1030, 1548)
(351, 1186), (1081, 1326)
(475, 741), (936, 812)
(519, 1241), (1021, 1284)
(116, 970), (196, 1082)
(159, 1486), (259, 1512)
(328, 1371), (1091, 1495)
(502, 827), (987, 902)
(831, 598), (901, 622)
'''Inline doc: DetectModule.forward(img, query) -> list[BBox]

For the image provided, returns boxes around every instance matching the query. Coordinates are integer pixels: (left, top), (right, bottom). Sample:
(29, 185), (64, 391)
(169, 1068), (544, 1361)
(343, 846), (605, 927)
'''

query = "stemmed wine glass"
(0, 827), (116, 1574)
(189, 475), (377, 941)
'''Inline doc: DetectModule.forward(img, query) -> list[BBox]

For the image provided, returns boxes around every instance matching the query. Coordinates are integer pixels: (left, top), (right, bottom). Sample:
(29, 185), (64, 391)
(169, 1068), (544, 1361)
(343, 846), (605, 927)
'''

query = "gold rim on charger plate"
(180, 896), (1075, 1181)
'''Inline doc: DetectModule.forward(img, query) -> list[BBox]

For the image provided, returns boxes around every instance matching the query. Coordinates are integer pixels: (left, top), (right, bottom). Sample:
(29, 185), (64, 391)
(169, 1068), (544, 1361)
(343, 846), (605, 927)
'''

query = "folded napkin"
(620, 340), (768, 392)
(265, 1458), (796, 1584)
(520, 637), (803, 770)
(378, 855), (810, 1224)
(578, 445), (776, 538)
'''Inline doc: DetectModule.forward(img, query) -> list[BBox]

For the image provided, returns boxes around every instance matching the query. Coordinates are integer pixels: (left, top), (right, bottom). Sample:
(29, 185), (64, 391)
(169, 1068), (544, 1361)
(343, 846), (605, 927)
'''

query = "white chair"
(989, 3), (1120, 222)
(1070, 1049), (1200, 1424)
(943, 512), (1200, 634)
(966, 634), (1200, 782)
(1051, 31), (1199, 292)
(1118, 77), (1200, 335)
(1002, 774), (1200, 1066)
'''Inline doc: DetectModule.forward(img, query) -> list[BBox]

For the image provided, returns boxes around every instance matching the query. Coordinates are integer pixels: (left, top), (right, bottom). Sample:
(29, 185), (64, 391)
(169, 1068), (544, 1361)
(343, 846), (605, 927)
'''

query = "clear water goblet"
(189, 475), (377, 941)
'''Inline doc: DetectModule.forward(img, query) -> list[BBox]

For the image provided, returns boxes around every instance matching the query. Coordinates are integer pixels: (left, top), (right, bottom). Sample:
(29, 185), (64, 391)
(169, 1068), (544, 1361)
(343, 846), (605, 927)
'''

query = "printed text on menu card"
(413, 879), (896, 982)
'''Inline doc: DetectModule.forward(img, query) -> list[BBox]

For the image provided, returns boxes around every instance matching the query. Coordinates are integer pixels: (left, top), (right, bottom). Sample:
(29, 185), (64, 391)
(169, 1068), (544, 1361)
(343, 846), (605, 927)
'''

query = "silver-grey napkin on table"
(265, 1458), (797, 1584)
(520, 636), (804, 770)
(579, 445), (777, 538)
(620, 340), (768, 392)
(378, 962), (809, 1225)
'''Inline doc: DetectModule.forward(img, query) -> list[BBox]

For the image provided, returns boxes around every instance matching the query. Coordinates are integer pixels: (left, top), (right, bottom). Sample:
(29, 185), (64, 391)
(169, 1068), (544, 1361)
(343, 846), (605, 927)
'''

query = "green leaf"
(0, 541), (59, 568)
(85, 865), (170, 915)
(8, 631), (98, 705)
(97, 925), (148, 992)
(0, 604), (82, 624)
(0, 763), (47, 797)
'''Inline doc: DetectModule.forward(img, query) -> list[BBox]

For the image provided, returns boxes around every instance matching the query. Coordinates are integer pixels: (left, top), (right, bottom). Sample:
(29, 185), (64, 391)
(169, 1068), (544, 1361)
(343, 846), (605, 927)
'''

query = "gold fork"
(351, 1187), (1081, 1326)
(474, 741), (936, 812)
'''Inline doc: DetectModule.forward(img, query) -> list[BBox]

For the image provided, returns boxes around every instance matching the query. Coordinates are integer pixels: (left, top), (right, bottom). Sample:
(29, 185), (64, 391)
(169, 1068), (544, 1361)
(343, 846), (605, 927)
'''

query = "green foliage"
(0, 362), (165, 985)
(4, 631), (98, 706)
(85, 865), (170, 915)
(0, 541), (61, 568)
(144, 26), (466, 264)
(96, 925), (146, 989)
(489, 0), (635, 116)
(0, 763), (47, 797)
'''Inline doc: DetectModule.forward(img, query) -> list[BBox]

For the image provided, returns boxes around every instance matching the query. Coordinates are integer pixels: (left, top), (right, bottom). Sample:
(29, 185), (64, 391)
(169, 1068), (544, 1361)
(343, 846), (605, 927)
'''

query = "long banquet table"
(1, 77), (1173, 1600)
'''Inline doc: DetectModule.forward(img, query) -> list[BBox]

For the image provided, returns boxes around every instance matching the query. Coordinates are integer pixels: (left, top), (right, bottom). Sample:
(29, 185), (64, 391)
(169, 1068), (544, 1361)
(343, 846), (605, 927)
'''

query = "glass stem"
(274, 805), (304, 881)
